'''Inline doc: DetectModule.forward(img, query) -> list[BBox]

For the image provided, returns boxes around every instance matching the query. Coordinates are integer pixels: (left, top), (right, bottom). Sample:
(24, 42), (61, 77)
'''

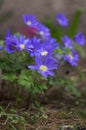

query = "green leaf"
(10, 124), (17, 130)
(74, 43), (86, 58)
(71, 86), (81, 97)
(43, 16), (53, 29)
(18, 70), (34, 90)
(69, 7), (84, 38)
(2, 73), (17, 82)
(32, 82), (47, 95)
(56, 47), (63, 54)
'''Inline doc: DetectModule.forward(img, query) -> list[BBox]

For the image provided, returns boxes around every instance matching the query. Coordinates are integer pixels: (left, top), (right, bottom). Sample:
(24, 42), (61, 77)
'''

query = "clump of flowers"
(0, 13), (85, 104)
(1, 13), (86, 78)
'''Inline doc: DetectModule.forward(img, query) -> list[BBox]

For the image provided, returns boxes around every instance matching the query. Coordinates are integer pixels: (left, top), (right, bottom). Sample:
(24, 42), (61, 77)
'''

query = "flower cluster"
(56, 13), (85, 66)
(1, 13), (85, 78)
(22, 14), (51, 39)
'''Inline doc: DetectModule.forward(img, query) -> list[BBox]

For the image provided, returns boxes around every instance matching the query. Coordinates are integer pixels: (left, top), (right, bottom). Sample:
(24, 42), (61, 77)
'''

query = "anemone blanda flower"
(37, 24), (51, 39)
(61, 35), (73, 49)
(27, 37), (58, 58)
(22, 14), (39, 28)
(28, 56), (57, 78)
(33, 38), (59, 57)
(56, 13), (68, 27)
(5, 32), (18, 53)
(64, 50), (79, 66)
(0, 45), (2, 50)
(28, 36), (41, 57)
(16, 35), (31, 51)
(27, 37), (58, 57)
(74, 32), (85, 46)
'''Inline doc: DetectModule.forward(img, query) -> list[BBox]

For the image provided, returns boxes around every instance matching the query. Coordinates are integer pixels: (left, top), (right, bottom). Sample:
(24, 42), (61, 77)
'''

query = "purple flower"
(4, 32), (18, 53)
(27, 37), (58, 58)
(28, 56), (57, 78)
(74, 32), (85, 46)
(56, 13), (68, 27)
(16, 35), (31, 51)
(64, 50), (79, 66)
(22, 14), (39, 28)
(37, 24), (51, 39)
(61, 36), (73, 49)
(33, 38), (58, 57)
(0, 45), (2, 50)
(28, 36), (41, 57)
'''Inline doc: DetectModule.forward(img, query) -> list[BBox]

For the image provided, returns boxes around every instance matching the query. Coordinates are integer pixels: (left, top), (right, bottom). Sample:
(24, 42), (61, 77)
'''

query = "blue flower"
(33, 38), (58, 57)
(74, 32), (85, 46)
(0, 45), (2, 50)
(56, 13), (68, 27)
(22, 14), (39, 28)
(28, 56), (57, 78)
(16, 35), (31, 51)
(64, 50), (79, 66)
(28, 36), (41, 57)
(37, 24), (51, 39)
(61, 36), (73, 49)
(4, 32), (18, 53)
(27, 37), (58, 58)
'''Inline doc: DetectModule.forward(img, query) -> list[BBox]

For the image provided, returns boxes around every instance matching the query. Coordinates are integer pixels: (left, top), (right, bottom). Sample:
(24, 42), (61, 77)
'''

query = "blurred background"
(0, 0), (86, 37)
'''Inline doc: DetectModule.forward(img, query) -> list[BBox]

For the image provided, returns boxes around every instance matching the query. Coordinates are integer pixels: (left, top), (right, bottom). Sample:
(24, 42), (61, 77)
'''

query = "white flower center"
(41, 51), (48, 56)
(40, 31), (44, 35)
(40, 65), (48, 72)
(27, 21), (31, 26)
(68, 54), (73, 60)
(20, 44), (25, 49)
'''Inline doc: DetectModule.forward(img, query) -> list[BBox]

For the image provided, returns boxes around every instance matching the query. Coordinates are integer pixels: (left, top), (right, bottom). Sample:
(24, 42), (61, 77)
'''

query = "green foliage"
(32, 81), (47, 95)
(0, 49), (48, 105)
(0, 51), (30, 72)
(49, 73), (81, 97)
(43, 16), (53, 29)
(69, 7), (84, 38)
(74, 43), (86, 58)
(44, 7), (83, 39)
(18, 70), (47, 95)
(2, 73), (17, 82)
(43, 8), (86, 98)
(64, 76), (81, 97)
(0, 8), (85, 109)
(18, 70), (34, 90)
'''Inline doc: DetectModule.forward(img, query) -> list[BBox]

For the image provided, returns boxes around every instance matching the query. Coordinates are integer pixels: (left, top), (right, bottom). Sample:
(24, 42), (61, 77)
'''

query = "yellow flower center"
(40, 65), (48, 72)
(27, 21), (31, 26)
(20, 44), (25, 49)
(68, 54), (73, 60)
(40, 31), (44, 35)
(41, 51), (48, 56)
